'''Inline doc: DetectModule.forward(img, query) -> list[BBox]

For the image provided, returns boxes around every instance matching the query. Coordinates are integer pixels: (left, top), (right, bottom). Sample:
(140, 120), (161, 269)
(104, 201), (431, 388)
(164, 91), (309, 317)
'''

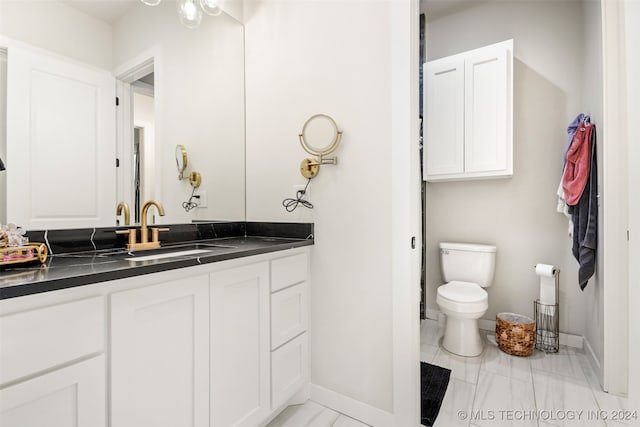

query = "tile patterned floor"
(420, 319), (633, 427)
(267, 400), (370, 427)
(267, 319), (633, 427)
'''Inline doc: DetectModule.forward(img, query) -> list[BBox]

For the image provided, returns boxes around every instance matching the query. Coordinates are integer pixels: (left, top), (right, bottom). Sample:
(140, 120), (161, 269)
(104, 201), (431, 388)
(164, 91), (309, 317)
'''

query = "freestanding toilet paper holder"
(533, 268), (560, 353)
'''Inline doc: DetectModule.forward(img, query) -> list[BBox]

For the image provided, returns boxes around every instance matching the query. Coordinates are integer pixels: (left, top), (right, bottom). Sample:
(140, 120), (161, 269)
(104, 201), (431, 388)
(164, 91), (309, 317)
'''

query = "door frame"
(391, 0), (421, 425)
(114, 48), (161, 218)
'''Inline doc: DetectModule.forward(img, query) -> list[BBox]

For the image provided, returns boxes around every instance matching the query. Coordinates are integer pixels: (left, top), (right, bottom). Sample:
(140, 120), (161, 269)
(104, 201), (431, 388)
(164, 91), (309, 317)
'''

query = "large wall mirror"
(0, 0), (245, 229)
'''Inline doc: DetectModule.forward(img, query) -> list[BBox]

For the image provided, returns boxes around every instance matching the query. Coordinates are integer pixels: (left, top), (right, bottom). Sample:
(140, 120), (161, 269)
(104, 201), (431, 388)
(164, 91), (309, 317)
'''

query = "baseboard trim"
(310, 384), (394, 427)
(463, 315), (584, 350)
(584, 337), (604, 388)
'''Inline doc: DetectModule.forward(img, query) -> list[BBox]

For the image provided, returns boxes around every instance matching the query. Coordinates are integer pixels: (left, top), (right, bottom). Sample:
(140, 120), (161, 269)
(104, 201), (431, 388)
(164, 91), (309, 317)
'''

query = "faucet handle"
(151, 227), (170, 243)
(115, 229), (137, 247)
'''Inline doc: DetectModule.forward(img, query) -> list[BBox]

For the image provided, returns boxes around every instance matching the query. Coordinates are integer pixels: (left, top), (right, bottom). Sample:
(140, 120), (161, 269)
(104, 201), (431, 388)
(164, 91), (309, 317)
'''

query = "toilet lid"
(438, 281), (487, 303)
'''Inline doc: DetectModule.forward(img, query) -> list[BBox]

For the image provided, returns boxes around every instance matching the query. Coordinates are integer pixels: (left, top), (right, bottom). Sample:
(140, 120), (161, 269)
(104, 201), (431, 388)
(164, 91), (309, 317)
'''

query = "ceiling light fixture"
(140, 0), (224, 28)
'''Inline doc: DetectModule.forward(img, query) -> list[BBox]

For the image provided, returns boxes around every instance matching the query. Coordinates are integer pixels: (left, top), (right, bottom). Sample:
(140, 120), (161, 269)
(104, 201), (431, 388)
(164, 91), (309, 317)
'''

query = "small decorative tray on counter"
(0, 243), (48, 267)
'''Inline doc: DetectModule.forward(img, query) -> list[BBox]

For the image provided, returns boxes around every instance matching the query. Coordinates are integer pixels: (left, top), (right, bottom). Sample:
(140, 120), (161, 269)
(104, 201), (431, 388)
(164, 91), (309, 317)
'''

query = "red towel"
(562, 123), (593, 206)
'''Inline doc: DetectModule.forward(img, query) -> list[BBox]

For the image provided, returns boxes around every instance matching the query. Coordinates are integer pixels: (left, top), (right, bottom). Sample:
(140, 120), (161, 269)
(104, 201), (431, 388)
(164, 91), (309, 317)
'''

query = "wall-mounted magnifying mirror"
(299, 114), (342, 179)
(175, 145), (201, 187)
(175, 144), (188, 179)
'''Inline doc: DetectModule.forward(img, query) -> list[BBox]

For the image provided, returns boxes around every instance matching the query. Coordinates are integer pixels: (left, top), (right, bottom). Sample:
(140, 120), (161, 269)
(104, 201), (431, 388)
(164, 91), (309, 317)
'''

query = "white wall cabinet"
(110, 274), (210, 427)
(210, 262), (271, 427)
(424, 39), (513, 182)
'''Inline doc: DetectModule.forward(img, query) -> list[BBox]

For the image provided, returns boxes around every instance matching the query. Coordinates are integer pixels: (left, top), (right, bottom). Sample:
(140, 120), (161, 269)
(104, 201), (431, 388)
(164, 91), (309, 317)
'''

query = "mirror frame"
(299, 114), (342, 157)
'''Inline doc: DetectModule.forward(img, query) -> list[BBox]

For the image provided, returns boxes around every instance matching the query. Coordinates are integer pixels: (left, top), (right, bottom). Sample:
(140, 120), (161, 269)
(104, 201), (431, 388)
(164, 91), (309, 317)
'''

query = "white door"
(6, 45), (115, 229)
(210, 262), (270, 427)
(424, 56), (465, 177)
(110, 275), (209, 427)
(0, 356), (106, 427)
(464, 44), (509, 174)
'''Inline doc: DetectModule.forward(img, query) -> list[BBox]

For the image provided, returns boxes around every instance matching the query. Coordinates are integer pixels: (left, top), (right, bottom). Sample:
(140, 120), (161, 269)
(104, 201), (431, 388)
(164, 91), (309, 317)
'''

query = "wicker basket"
(496, 312), (535, 357)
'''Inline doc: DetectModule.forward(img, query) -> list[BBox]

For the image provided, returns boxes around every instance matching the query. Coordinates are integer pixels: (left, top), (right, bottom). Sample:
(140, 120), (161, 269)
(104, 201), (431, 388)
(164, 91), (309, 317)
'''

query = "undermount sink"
(124, 242), (236, 262)
(126, 249), (214, 262)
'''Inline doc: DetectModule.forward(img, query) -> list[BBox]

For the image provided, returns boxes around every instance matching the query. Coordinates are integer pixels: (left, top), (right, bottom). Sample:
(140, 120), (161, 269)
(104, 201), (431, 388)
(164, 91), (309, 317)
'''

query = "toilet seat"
(437, 281), (488, 314)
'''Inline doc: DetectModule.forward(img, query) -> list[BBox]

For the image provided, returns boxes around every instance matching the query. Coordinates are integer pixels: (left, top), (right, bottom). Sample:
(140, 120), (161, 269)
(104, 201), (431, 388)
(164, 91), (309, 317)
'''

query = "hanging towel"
(563, 113), (588, 166)
(569, 124), (598, 290)
(557, 114), (589, 234)
(562, 121), (593, 205)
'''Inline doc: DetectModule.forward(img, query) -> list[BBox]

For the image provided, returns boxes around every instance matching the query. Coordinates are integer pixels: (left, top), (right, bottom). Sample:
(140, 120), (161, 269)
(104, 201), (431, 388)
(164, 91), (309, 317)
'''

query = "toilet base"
(441, 315), (483, 357)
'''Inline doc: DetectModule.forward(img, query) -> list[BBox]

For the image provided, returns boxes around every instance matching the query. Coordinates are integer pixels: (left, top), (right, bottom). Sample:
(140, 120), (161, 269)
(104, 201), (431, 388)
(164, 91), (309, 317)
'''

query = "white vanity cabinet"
(0, 247), (311, 427)
(424, 39), (513, 182)
(0, 296), (106, 427)
(110, 274), (210, 427)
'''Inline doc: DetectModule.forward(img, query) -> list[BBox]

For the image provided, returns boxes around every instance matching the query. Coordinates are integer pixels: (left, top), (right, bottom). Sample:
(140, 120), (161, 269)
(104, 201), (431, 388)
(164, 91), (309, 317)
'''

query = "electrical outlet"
(293, 184), (310, 199)
(196, 190), (208, 208)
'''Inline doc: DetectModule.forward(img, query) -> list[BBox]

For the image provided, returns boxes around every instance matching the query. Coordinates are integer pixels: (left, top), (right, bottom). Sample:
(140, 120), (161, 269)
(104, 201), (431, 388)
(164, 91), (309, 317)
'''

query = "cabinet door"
(464, 44), (510, 175)
(424, 56), (465, 177)
(211, 262), (270, 427)
(110, 275), (209, 427)
(0, 356), (105, 427)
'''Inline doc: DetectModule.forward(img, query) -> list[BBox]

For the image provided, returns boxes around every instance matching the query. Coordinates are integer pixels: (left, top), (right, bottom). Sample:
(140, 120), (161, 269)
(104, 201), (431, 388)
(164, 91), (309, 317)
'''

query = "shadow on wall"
(425, 58), (583, 335)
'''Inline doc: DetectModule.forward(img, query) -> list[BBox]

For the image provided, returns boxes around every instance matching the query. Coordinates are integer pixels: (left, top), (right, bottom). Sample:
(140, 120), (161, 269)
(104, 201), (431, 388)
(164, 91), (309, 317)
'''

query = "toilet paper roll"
(535, 263), (557, 305)
(535, 263), (556, 277)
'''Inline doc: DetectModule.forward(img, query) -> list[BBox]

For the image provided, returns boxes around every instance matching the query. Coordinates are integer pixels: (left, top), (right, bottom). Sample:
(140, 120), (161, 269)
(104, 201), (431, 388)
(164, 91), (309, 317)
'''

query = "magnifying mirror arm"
(306, 156), (338, 167)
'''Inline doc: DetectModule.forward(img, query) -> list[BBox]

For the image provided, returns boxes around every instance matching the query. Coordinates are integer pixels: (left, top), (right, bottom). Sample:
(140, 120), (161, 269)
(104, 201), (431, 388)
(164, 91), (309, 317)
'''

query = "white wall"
(244, 0), (394, 414)
(0, 0), (112, 70)
(424, 1), (596, 338)
(113, 1), (245, 222)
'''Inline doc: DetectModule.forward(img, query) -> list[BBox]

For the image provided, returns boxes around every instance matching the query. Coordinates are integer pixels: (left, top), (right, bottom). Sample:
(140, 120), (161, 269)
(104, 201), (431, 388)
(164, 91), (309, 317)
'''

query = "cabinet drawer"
(271, 332), (308, 409)
(0, 296), (104, 385)
(271, 283), (308, 350)
(271, 252), (308, 292)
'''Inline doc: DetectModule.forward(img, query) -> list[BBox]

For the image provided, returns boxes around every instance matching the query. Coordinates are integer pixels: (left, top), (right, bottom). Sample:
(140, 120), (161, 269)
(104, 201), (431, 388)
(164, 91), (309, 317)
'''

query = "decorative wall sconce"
(298, 114), (342, 179)
(175, 144), (202, 188)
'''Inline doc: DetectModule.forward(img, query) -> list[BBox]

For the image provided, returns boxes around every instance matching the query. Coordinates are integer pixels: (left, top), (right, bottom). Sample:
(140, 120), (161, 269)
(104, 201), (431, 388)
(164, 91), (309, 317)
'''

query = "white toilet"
(436, 242), (497, 357)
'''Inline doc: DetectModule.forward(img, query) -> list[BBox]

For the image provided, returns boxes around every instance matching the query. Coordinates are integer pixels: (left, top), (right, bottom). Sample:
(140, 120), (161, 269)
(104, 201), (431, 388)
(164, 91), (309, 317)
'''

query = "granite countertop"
(0, 222), (313, 300)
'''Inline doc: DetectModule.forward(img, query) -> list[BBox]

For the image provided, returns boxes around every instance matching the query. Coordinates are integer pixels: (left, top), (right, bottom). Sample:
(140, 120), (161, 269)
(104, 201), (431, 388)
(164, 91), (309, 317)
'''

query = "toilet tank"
(439, 242), (497, 288)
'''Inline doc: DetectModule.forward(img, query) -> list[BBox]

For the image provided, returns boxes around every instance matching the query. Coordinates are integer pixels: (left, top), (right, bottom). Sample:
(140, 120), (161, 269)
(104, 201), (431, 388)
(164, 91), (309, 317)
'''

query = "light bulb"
(140, 0), (162, 6)
(200, 0), (223, 16)
(177, 0), (202, 28)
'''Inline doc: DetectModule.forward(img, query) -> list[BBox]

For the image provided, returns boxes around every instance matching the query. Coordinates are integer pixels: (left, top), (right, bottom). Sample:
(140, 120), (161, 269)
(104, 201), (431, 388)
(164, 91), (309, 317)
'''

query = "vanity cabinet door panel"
(5, 44), (115, 229)
(210, 262), (270, 427)
(0, 355), (106, 427)
(110, 275), (209, 427)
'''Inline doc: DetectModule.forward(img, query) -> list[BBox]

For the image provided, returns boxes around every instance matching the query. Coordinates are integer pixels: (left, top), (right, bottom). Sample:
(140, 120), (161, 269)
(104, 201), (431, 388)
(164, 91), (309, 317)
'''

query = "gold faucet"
(116, 200), (169, 251)
(140, 200), (165, 245)
(116, 202), (130, 226)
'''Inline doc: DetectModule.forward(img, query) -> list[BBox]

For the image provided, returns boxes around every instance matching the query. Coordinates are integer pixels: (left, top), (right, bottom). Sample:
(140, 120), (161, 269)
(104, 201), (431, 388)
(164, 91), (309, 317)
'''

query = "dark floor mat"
(421, 361), (451, 426)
